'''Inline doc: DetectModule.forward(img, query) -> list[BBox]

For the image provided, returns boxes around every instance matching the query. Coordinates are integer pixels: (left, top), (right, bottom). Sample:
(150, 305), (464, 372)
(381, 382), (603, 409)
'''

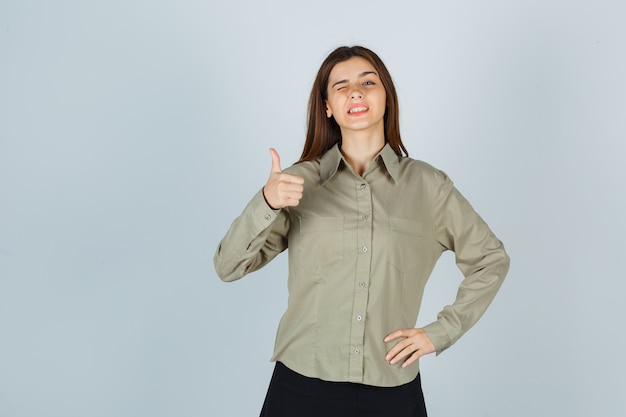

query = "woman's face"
(325, 57), (387, 138)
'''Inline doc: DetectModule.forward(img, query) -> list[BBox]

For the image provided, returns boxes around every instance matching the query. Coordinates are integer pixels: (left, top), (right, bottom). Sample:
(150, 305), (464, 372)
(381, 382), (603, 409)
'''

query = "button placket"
(348, 178), (372, 381)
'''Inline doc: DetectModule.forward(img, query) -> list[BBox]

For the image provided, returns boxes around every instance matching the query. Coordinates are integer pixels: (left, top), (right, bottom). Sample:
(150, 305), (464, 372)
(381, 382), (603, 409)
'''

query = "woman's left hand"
(383, 328), (436, 368)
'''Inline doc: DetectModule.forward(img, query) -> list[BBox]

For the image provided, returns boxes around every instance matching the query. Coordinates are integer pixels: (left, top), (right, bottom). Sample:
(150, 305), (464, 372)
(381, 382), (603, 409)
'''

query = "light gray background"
(1, 1), (625, 416)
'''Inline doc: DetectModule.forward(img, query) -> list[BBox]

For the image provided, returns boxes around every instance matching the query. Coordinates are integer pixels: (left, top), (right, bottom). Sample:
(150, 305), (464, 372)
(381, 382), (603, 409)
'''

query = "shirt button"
(359, 281), (366, 288)
(354, 348), (360, 355)
(362, 214), (368, 220)
(264, 214), (272, 220)
(362, 246), (368, 253)
(356, 315), (363, 322)
(360, 183), (367, 189)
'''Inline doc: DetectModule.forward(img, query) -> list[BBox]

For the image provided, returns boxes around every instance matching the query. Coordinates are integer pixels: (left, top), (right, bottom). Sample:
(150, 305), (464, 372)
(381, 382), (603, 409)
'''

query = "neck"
(340, 130), (385, 176)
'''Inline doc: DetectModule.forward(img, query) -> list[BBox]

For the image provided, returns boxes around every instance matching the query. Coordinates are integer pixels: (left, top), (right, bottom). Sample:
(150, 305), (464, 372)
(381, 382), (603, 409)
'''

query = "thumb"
(269, 148), (282, 174)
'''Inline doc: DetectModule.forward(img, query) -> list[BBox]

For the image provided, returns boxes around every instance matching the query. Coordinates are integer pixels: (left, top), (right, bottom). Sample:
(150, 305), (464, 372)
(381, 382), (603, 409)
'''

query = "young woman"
(214, 46), (510, 417)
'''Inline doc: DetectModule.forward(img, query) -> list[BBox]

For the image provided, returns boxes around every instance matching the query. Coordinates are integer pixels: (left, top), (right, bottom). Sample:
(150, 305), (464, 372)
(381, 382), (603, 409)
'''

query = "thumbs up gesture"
(262, 148), (304, 209)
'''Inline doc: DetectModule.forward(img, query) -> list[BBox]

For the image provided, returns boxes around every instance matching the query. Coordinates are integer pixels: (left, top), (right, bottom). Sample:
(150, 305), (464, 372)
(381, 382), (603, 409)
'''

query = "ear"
(325, 101), (332, 118)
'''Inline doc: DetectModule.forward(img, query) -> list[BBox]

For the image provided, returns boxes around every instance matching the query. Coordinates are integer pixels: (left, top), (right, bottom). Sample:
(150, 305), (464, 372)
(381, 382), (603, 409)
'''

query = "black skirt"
(260, 362), (428, 417)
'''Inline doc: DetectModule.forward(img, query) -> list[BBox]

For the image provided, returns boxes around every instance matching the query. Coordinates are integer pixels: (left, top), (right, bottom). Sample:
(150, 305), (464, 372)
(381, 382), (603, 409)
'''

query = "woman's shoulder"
(399, 156), (450, 183)
(282, 158), (321, 179)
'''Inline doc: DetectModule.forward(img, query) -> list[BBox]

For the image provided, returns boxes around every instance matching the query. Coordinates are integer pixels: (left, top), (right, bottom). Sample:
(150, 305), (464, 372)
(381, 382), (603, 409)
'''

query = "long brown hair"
(298, 46), (408, 163)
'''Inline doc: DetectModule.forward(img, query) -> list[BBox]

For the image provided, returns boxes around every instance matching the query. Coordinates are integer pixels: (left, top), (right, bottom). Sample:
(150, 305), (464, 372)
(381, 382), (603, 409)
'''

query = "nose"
(350, 85), (363, 99)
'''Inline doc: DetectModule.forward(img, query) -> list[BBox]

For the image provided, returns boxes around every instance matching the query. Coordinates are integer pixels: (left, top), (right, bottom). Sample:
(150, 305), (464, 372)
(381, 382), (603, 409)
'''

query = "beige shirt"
(214, 144), (510, 387)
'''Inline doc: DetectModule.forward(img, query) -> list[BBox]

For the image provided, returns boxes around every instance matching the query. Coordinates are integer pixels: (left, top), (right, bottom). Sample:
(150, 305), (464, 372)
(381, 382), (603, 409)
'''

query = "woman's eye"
(363, 80), (374, 85)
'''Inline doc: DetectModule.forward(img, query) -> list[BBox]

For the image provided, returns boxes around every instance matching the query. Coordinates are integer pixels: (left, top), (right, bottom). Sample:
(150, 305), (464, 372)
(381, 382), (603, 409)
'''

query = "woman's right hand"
(262, 148), (304, 209)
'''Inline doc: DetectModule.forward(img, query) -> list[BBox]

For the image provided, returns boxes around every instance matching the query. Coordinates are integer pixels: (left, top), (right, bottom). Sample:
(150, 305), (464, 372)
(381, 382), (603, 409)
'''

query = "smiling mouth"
(348, 106), (368, 114)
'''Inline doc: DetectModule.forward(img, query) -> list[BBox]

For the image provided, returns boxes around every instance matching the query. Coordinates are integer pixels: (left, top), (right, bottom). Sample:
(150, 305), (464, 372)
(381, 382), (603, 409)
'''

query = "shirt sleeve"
(422, 171), (510, 354)
(214, 189), (290, 282)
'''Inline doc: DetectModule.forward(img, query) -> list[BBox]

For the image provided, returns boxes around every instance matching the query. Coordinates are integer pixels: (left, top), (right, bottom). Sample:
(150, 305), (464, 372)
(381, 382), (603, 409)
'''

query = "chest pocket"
(387, 218), (424, 272)
(299, 217), (344, 270)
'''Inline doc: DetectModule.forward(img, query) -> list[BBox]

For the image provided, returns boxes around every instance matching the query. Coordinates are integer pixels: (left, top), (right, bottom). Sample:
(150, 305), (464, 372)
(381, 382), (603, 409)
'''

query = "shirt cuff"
(249, 189), (281, 229)
(422, 320), (453, 356)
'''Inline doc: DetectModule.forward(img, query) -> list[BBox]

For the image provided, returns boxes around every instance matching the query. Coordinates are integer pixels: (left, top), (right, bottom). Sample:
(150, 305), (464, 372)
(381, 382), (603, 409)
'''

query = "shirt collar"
(319, 143), (400, 185)
(377, 143), (400, 183)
